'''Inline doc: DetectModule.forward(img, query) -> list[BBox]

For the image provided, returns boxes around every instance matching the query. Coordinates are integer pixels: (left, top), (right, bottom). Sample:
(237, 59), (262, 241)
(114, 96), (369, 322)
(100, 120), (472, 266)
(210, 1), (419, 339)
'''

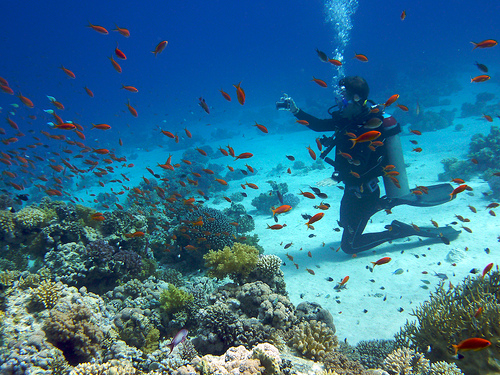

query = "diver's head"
(338, 76), (369, 119)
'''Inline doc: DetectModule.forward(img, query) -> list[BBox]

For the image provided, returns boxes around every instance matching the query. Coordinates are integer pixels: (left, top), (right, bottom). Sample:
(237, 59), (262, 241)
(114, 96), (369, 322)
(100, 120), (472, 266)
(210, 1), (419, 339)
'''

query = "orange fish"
(299, 190), (315, 199)
(371, 256), (391, 267)
(127, 99), (138, 117)
(452, 338), (491, 354)
(483, 114), (493, 122)
(306, 145), (316, 160)
(482, 262), (494, 278)
(306, 212), (324, 229)
(84, 86), (94, 97)
(60, 65), (75, 79)
(354, 53), (368, 62)
(311, 76), (327, 87)
(328, 59), (342, 66)
(196, 147), (207, 156)
(296, 120), (309, 125)
(396, 104), (409, 111)
(400, 10), (406, 20)
(412, 147), (422, 152)
(384, 94), (399, 107)
(113, 24), (130, 37)
(109, 56), (122, 73)
(409, 129), (422, 135)
(450, 184), (468, 198)
(122, 85), (138, 93)
(267, 224), (287, 230)
(184, 128), (192, 138)
(87, 22), (108, 34)
(6, 117), (18, 130)
(271, 205), (292, 216)
(161, 130), (175, 138)
(233, 82), (245, 105)
(54, 123), (76, 130)
(152, 41), (168, 56)
(0, 85), (14, 95)
(338, 276), (349, 287)
(471, 75), (490, 83)
(471, 39), (497, 50)
(306, 268), (315, 275)
(17, 93), (34, 108)
(215, 178), (228, 185)
(91, 123), (111, 130)
(253, 122), (268, 133)
(220, 89), (231, 101)
(350, 131), (381, 148)
(115, 43), (127, 59)
(235, 152), (253, 160)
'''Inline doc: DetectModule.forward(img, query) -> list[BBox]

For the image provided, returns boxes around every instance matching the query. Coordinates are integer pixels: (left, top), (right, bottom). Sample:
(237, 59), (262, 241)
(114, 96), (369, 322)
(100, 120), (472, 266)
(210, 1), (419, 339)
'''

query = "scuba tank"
(382, 113), (410, 198)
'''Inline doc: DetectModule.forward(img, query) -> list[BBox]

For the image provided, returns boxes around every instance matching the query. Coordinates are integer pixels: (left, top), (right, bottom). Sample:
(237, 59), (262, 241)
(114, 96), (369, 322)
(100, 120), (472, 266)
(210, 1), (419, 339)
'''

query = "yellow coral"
(30, 280), (63, 309)
(204, 242), (259, 279)
(0, 210), (15, 240)
(70, 359), (136, 375)
(290, 320), (338, 361)
(14, 206), (47, 231)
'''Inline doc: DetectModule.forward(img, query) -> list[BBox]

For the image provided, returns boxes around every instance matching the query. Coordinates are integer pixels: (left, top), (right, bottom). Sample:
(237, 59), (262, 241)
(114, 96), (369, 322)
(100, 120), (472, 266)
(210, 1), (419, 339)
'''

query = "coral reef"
(70, 359), (137, 375)
(382, 347), (429, 375)
(176, 343), (282, 375)
(250, 181), (290, 214)
(223, 202), (255, 234)
(29, 279), (63, 309)
(460, 92), (496, 118)
(43, 303), (105, 365)
(289, 319), (337, 360)
(322, 350), (369, 375)
(355, 339), (397, 370)
(203, 242), (259, 282)
(396, 269), (500, 375)
(159, 284), (194, 315)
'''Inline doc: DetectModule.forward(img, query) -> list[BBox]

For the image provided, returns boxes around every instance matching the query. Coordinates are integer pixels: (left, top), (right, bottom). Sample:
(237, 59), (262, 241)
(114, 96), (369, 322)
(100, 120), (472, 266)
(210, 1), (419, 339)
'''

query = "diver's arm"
(294, 109), (341, 132)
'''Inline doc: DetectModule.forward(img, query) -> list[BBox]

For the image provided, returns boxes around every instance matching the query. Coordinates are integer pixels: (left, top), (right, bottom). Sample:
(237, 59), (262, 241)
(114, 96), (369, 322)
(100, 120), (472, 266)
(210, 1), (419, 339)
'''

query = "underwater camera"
(276, 94), (291, 110)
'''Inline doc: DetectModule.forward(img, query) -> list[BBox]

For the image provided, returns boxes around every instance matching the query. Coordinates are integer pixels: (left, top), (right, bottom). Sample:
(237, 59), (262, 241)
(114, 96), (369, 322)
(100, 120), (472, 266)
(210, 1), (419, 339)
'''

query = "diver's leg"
(339, 187), (411, 254)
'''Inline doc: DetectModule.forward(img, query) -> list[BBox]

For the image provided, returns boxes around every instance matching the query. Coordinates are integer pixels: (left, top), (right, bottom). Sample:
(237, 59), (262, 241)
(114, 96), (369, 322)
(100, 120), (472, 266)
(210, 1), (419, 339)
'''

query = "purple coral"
(85, 240), (115, 263)
(114, 249), (142, 274)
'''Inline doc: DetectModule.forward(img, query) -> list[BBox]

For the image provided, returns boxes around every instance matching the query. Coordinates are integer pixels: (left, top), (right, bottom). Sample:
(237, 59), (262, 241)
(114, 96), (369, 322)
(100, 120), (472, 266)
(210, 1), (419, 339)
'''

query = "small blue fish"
(392, 268), (404, 275)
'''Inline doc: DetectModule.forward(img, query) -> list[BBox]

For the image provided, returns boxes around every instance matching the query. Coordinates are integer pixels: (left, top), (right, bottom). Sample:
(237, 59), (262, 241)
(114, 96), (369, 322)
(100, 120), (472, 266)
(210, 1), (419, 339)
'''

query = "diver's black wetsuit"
(294, 107), (403, 254)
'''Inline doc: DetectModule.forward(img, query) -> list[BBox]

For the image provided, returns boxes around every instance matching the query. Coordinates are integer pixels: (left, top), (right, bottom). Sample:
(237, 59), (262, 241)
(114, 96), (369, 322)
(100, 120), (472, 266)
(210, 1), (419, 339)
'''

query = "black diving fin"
(386, 183), (456, 208)
(387, 220), (461, 243)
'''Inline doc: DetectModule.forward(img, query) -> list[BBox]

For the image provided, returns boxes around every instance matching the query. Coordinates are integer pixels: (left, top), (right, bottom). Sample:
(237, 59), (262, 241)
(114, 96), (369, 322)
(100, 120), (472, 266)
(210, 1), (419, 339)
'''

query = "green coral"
(203, 242), (259, 281)
(159, 284), (194, 315)
(396, 269), (500, 375)
(143, 327), (160, 354)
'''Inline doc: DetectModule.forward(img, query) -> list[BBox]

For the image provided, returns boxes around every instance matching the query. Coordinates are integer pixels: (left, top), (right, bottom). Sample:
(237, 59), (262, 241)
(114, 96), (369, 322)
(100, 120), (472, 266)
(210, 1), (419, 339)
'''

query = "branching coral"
(289, 319), (337, 361)
(395, 269), (500, 375)
(30, 280), (63, 309)
(382, 347), (429, 375)
(204, 242), (259, 281)
(159, 284), (194, 315)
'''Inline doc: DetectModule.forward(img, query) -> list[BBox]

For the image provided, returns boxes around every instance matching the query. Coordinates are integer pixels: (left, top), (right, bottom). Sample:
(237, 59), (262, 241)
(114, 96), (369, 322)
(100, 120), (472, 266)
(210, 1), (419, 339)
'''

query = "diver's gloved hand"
(276, 94), (299, 114)
(288, 97), (299, 114)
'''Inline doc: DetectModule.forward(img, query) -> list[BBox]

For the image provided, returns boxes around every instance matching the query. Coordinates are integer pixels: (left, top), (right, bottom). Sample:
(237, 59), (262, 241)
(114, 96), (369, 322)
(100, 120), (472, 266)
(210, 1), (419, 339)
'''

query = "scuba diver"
(276, 76), (460, 254)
